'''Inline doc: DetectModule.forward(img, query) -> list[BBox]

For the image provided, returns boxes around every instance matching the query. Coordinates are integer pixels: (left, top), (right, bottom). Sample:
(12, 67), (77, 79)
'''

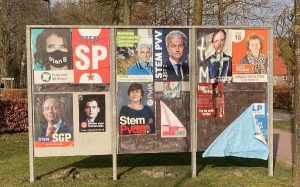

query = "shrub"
(273, 85), (294, 110)
(0, 89), (28, 133)
(2, 89), (27, 100)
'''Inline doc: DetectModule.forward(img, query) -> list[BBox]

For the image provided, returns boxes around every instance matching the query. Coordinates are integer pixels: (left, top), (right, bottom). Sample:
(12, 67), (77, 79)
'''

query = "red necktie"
(48, 126), (56, 138)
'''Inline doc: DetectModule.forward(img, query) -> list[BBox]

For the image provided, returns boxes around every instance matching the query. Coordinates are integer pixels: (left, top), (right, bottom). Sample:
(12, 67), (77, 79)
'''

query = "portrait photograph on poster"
(197, 28), (233, 83)
(31, 28), (74, 84)
(33, 94), (74, 147)
(232, 29), (268, 82)
(116, 28), (154, 82)
(118, 82), (155, 135)
(78, 94), (106, 132)
(154, 28), (189, 82)
(72, 28), (110, 84)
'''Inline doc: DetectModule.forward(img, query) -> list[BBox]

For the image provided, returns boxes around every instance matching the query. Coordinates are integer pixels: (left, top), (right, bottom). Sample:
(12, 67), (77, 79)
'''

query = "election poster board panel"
(34, 92), (112, 157)
(118, 82), (190, 153)
(153, 28), (190, 82)
(232, 29), (268, 82)
(196, 28), (268, 151)
(72, 28), (110, 84)
(78, 94), (106, 132)
(116, 28), (153, 82)
(31, 28), (74, 84)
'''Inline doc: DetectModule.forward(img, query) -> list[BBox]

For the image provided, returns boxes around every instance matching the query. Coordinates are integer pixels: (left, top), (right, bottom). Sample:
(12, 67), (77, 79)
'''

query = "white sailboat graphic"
(160, 100), (186, 138)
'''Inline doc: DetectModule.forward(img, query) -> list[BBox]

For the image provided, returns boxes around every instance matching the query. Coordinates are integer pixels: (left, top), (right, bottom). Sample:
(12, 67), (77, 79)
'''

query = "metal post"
(111, 28), (118, 181)
(191, 27), (197, 177)
(26, 26), (35, 182)
(268, 27), (274, 176)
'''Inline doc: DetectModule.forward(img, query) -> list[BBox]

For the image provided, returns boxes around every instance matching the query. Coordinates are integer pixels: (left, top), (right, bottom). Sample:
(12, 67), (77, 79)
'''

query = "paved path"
(273, 128), (294, 165)
(273, 112), (294, 121)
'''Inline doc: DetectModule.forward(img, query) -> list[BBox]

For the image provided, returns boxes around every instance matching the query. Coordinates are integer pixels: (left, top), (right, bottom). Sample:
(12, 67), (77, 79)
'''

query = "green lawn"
(274, 108), (294, 114)
(0, 132), (292, 186)
(274, 120), (294, 133)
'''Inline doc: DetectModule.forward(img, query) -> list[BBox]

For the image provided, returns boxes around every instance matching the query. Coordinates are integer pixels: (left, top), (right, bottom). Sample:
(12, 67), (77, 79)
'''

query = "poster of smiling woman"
(231, 29), (268, 82)
(117, 82), (155, 135)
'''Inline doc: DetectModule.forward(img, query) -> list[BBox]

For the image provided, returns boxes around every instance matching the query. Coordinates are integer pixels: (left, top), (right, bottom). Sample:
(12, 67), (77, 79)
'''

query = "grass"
(273, 108), (294, 133)
(0, 132), (293, 186)
(274, 108), (294, 114)
(274, 120), (294, 133)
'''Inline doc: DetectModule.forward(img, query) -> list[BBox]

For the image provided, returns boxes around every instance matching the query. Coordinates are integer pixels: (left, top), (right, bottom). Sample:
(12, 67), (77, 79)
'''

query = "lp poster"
(34, 94), (74, 147)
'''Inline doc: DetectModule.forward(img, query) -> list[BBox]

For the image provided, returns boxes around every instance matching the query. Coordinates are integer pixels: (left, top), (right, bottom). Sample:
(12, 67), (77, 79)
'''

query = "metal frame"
(26, 25), (273, 182)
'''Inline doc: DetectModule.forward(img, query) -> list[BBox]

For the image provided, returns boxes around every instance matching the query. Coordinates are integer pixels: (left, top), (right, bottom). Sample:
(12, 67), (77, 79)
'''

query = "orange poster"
(232, 29), (268, 82)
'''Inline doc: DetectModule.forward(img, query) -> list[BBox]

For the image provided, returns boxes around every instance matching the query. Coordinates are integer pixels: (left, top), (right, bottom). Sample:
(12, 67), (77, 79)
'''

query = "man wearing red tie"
(39, 97), (73, 140)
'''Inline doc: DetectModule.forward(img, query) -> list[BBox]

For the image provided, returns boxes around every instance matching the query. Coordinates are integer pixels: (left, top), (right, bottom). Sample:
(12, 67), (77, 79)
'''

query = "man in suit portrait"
(37, 96), (73, 140)
(164, 30), (189, 81)
(81, 98), (100, 125)
(206, 29), (232, 83)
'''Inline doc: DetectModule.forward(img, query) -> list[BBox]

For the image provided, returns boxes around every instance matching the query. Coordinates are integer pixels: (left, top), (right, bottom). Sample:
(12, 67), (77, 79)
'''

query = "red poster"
(72, 29), (110, 83)
(197, 83), (224, 120)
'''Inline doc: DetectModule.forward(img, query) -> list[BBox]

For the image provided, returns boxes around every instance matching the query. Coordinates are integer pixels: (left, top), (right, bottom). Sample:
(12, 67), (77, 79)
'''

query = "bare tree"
(293, 0), (300, 185)
(193, 0), (203, 25)
(202, 0), (277, 25)
(0, 0), (46, 86)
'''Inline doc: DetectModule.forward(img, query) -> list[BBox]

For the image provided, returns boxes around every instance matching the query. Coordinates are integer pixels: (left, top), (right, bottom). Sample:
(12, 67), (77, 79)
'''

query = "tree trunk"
(293, 0), (300, 186)
(123, 0), (132, 25)
(192, 0), (203, 25)
(218, 0), (225, 25)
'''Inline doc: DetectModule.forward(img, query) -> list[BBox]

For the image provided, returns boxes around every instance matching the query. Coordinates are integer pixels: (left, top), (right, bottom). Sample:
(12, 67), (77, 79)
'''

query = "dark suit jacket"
(164, 59), (189, 81)
(37, 120), (73, 140)
(206, 53), (232, 80)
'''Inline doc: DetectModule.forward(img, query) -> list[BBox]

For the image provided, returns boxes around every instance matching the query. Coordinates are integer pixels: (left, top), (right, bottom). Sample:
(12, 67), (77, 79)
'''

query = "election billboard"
(196, 28), (269, 157)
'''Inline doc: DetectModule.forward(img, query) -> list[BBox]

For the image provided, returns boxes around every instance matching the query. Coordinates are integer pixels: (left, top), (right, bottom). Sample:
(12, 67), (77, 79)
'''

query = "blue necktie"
(176, 64), (182, 79)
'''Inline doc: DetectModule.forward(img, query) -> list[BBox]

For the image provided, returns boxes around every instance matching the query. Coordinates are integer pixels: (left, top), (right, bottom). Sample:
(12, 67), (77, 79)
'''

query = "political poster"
(196, 29), (230, 119)
(72, 28), (110, 84)
(232, 29), (268, 82)
(153, 28), (189, 82)
(160, 100), (187, 138)
(197, 82), (224, 120)
(197, 29), (233, 83)
(117, 82), (155, 135)
(163, 82), (182, 99)
(252, 103), (268, 140)
(78, 94), (106, 132)
(31, 28), (74, 84)
(34, 94), (74, 147)
(116, 28), (153, 82)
